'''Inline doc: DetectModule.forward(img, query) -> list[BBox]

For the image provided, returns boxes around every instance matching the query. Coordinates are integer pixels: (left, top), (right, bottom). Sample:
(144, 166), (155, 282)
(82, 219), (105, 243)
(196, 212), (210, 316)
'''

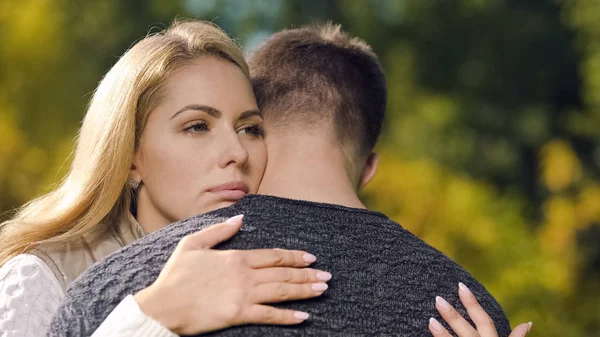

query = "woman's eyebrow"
(171, 104), (221, 120)
(239, 109), (263, 120)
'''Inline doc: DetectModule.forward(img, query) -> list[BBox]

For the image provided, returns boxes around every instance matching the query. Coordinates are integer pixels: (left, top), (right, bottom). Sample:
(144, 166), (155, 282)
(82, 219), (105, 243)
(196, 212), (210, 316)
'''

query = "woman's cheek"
(249, 142), (268, 190)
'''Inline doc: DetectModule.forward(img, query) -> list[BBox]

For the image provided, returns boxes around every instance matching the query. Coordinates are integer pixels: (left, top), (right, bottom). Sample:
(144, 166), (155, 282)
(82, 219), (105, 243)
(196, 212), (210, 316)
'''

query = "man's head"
(249, 23), (386, 189)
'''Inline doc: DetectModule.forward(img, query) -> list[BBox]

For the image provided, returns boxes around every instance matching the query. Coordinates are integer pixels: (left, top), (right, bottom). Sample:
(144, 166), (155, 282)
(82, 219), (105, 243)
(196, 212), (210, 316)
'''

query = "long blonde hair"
(0, 20), (249, 265)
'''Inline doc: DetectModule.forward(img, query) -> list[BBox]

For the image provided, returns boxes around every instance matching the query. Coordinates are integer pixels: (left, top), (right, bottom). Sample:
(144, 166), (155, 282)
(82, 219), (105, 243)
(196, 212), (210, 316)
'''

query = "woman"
(0, 20), (330, 337)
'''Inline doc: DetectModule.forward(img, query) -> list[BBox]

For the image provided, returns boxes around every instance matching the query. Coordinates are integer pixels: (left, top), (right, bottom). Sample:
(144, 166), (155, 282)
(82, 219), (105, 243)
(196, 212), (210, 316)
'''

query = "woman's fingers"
(458, 283), (498, 336)
(435, 296), (481, 337)
(179, 215), (244, 250)
(239, 304), (310, 325)
(253, 267), (332, 285)
(509, 322), (533, 337)
(251, 282), (328, 304)
(434, 284), (531, 337)
(428, 317), (454, 337)
(244, 248), (317, 269)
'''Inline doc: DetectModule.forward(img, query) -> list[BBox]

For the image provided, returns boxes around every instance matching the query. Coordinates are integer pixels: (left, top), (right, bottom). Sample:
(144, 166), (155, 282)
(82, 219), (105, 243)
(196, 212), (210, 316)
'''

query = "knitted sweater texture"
(48, 195), (511, 337)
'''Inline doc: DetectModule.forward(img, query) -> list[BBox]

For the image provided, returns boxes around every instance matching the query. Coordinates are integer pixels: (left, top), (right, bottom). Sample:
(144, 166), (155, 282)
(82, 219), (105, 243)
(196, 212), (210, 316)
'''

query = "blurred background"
(0, 0), (598, 336)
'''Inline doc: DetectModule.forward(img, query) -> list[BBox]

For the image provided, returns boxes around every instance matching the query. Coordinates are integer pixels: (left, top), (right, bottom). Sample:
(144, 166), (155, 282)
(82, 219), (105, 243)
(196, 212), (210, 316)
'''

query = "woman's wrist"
(133, 285), (183, 334)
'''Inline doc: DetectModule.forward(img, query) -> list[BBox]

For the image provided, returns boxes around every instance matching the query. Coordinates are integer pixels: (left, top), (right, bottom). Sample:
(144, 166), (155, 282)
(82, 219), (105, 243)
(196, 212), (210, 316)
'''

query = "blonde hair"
(0, 20), (248, 265)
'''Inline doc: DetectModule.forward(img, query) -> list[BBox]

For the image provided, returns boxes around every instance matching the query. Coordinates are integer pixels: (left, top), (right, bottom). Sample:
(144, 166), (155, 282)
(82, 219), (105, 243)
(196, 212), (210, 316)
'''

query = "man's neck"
(258, 136), (366, 209)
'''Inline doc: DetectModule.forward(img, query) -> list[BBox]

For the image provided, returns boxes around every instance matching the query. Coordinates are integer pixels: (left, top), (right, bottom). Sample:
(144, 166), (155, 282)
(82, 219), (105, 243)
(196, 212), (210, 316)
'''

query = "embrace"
(0, 20), (532, 337)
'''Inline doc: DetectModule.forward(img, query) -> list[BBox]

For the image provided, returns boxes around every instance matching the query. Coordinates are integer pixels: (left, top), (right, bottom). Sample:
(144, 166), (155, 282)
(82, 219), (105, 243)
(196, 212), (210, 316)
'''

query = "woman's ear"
(358, 152), (380, 190)
(129, 152), (142, 181)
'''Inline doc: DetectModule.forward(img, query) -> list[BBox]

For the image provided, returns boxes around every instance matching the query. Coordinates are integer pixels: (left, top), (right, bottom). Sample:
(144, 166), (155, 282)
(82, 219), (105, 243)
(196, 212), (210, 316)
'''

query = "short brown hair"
(248, 23), (386, 157)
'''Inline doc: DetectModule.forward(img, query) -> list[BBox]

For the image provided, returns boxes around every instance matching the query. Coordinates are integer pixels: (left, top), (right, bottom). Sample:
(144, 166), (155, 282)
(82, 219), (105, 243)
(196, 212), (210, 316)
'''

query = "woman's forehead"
(160, 57), (257, 114)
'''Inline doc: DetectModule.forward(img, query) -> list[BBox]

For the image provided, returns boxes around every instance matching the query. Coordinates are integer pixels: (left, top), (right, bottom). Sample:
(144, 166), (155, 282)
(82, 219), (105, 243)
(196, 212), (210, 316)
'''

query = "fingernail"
(225, 214), (244, 225)
(317, 271), (332, 281)
(527, 322), (533, 332)
(435, 296), (452, 312)
(294, 311), (309, 320)
(458, 282), (472, 295)
(312, 283), (328, 291)
(303, 253), (317, 263)
(429, 317), (444, 333)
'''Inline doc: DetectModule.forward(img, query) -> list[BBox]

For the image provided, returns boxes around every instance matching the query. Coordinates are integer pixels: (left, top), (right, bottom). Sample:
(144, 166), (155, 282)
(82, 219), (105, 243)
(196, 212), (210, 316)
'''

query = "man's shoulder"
(236, 196), (471, 275)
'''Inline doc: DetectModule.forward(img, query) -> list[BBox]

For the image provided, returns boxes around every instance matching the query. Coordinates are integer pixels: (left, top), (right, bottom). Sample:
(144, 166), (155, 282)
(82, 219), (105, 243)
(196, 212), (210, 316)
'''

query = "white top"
(0, 254), (176, 337)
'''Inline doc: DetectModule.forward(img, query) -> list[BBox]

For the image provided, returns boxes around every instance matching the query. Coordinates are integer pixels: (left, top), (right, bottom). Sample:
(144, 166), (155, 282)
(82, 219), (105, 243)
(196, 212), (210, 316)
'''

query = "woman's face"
(132, 57), (267, 232)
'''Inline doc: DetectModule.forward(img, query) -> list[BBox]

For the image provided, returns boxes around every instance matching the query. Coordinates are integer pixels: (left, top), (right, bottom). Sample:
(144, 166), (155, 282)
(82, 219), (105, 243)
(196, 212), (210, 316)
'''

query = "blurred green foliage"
(0, 1), (598, 336)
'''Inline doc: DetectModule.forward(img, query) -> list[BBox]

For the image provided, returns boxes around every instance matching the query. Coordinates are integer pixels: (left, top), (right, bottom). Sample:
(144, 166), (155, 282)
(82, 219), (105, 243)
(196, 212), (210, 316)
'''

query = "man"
(49, 24), (512, 336)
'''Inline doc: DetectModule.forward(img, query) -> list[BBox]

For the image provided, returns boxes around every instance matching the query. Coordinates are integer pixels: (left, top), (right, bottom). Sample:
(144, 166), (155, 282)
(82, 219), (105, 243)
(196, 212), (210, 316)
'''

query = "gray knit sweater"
(48, 195), (511, 336)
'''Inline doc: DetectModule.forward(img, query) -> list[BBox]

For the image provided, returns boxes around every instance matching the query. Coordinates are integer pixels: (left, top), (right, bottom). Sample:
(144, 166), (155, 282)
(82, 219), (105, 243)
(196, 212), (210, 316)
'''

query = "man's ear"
(358, 152), (380, 189)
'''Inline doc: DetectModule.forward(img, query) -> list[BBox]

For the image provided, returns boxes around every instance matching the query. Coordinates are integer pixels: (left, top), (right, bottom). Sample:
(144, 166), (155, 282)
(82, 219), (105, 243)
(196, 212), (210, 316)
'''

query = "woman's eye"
(184, 122), (209, 134)
(239, 125), (264, 137)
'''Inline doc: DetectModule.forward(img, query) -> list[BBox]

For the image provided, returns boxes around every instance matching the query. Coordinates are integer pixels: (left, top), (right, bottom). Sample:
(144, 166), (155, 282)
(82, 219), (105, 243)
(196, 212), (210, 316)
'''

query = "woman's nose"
(217, 132), (249, 169)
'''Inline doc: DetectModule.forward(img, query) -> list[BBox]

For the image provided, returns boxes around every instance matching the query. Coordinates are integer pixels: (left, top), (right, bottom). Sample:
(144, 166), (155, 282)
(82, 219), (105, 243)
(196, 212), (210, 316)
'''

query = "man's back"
(49, 195), (511, 336)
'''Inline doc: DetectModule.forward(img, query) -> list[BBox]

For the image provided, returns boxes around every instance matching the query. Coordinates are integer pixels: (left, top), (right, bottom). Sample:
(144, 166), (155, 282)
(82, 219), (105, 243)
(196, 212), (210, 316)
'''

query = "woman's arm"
(91, 295), (176, 337)
(91, 214), (329, 336)
(3, 216), (328, 337)
(0, 254), (64, 337)
(131, 214), (328, 335)
(0, 254), (172, 337)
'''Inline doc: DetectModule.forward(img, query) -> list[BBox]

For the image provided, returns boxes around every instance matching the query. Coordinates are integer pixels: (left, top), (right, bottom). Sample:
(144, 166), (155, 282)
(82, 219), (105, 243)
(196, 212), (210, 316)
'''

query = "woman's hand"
(134, 214), (330, 335)
(429, 282), (532, 337)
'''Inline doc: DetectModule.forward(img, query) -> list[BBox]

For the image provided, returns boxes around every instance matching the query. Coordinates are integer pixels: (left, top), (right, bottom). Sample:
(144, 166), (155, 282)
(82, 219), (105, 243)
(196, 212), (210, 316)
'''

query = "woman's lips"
(210, 189), (247, 200)
(207, 181), (249, 201)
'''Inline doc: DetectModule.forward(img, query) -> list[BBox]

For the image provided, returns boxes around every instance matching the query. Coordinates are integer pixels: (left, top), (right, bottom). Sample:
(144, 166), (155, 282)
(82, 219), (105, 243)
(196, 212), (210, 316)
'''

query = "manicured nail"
(225, 214), (244, 225)
(294, 311), (309, 320)
(436, 296), (452, 311)
(317, 271), (332, 281)
(458, 282), (472, 295)
(303, 253), (317, 263)
(429, 317), (444, 333)
(527, 322), (533, 332)
(312, 283), (328, 291)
